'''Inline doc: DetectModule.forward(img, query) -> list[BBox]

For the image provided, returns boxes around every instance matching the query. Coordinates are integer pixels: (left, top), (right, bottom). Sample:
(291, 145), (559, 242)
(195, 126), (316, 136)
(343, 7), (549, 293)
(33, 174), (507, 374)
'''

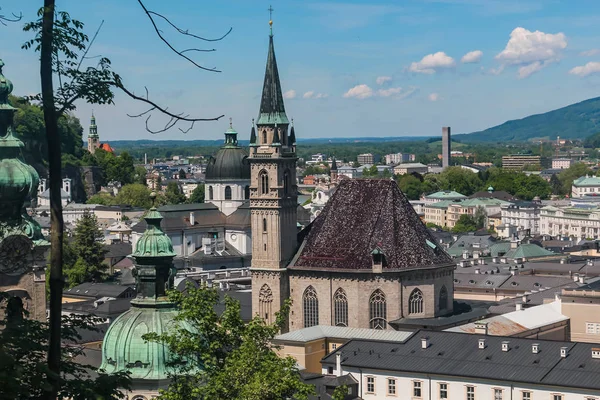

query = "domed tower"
(100, 196), (199, 398)
(0, 59), (48, 321)
(204, 119), (250, 215)
(87, 113), (100, 154)
(330, 156), (338, 182)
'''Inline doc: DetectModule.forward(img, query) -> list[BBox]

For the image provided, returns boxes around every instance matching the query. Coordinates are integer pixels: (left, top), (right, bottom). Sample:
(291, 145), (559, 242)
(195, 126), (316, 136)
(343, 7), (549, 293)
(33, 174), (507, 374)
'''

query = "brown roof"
(290, 179), (453, 271)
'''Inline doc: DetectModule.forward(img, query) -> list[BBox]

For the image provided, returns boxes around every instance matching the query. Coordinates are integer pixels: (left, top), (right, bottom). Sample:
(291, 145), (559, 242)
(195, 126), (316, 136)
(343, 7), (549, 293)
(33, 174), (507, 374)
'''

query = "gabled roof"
(573, 175), (600, 187)
(274, 325), (414, 343)
(99, 143), (114, 153)
(425, 190), (466, 200)
(504, 243), (554, 259)
(290, 179), (453, 271)
(64, 282), (134, 299)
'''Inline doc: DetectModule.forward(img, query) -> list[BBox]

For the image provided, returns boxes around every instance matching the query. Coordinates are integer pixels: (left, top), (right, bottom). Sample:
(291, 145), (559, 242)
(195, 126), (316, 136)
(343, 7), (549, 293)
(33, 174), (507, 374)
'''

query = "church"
(250, 21), (456, 332)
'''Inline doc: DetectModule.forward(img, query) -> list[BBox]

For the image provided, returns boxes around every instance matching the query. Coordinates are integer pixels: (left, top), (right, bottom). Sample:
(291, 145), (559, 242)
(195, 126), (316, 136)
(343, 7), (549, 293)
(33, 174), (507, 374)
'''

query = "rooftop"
(573, 175), (600, 187)
(424, 190), (467, 200)
(274, 325), (414, 343)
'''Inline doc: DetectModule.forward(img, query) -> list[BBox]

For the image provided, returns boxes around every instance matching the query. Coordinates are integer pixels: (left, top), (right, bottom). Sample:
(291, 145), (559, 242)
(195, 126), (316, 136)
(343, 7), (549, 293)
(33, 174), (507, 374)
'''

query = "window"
(494, 388), (502, 400)
(259, 170), (269, 194)
(552, 395), (563, 400)
(439, 383), (448, 399)
(244, 185), (250, 199)
(387, 378), (396, 395)
(366, 377), (375, 393)
(283, 169), (290, 196)
(413, 381), (422, 398)
(303, 286), (319, 328)
(225, 185), (232, 200)
(334, 288), (348, 327)
(409, 288), (424, 314)
(208, 185), (213, 200)
(331, 343), (337, 350)
(521, 392), (531, 400)
(466, 386), (475, 400)
(369, 289), (387, 330)
(258, 284), (273, 323)
(262, 130), (267, 144)
(327, 366), (333, 375)
(439, 285), (448, 311)
(263, 218), (267, 233)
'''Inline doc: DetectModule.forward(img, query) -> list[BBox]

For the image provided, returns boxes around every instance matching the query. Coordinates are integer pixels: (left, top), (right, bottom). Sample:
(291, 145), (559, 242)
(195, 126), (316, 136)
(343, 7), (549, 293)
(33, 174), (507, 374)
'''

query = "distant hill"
(457, 96), (600, 142)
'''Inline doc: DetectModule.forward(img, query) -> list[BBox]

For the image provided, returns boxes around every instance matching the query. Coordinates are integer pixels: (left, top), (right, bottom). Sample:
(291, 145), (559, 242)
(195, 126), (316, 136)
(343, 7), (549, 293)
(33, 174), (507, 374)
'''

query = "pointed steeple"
(289, 118), (296, 144)
(331, 156), (338, 171)
(272, 123), (281, 145)
(257, 23), (288, 126)
(249, 118), (257, 146)
(89, 112), (98, 138)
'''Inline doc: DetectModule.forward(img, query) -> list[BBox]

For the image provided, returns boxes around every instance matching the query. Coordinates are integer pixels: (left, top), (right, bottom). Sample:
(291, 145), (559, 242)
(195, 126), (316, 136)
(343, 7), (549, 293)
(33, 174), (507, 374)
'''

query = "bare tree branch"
(0, 6), (22, 26)
(147, 10), (232, 42)
(136, 0), (226, 72)
(75, 19), (104, 72)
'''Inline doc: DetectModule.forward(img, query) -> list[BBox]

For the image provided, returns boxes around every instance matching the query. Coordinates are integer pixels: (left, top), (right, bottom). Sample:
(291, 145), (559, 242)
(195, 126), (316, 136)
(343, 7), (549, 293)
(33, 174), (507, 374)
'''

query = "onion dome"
(205, 120), (250, 182)
(132, 199), (176, 260)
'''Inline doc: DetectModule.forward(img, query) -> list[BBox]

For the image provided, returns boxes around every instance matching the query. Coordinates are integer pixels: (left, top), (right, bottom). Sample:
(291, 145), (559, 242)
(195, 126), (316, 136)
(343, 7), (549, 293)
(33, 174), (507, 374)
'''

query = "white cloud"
(283, 90), (296, 99)
(428, 93), (440, 101)
(303, 91), (329, 99)
(461, 50), (483, 63)
(376, 76), (392, 85)
(494, 27), (567, 77)
(580, 49), (600, 57)
(569, 62), (600, 77)
(409, 52), (455, 74)
(377, 87), (403, 97)
(343, 84), (374, 99)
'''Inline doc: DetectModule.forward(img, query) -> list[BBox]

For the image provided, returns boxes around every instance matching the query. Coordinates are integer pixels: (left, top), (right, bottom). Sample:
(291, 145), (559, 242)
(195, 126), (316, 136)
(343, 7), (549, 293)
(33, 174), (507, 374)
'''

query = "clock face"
(0, 235), (34, 275)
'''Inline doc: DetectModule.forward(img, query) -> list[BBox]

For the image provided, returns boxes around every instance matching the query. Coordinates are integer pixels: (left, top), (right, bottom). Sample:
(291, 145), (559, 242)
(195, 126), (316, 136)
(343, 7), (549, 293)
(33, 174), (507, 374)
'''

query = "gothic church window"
(259, 170), (269, 194)
(369, 289), (387, 330)
(283, 169), (290, 196)
(262, 130), (267, 144)
(208, 186), (213, 200)
(263, 218), (267, 233)
(303, 286), (319, 328)
(439, 285), (448, 311)
(244, 185), (250, 199)
(334, 288), (348, 327)
(259, 284), (273, 323)
(409, 288), (424, 314)
(225, 185), (232, 200)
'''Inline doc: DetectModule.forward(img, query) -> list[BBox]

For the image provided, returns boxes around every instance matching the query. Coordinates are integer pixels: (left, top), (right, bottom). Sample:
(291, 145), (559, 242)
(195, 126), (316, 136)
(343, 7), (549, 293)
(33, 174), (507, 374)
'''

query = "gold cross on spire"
(268, 5), (274, 34)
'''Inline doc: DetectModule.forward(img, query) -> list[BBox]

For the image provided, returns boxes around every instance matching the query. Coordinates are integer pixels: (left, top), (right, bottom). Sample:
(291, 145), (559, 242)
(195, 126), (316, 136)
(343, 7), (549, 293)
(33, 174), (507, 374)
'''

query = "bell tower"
(87, 113), (99, 154)
(250, 11), (297, 330)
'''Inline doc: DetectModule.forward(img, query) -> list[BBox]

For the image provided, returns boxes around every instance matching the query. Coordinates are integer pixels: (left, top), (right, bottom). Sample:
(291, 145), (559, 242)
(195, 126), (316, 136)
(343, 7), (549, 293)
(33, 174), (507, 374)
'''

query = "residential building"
(179, 179), (200, 199)
(392, 162), (428, 175)
(552, 158), (574, 169)
(572, 175), (600, 198)
(499, 200), (542, 237)
(357, 153), (374, 165)
(561, 279), (600, 343)
(445, 198), (511, 229)
(442, 126), (451, 168)
(321, 331), (600, 400)
(540, 205), (600, 239)
(424, 200), (452, 227)
(502, 154), (545, 170)
(306, 153), (326, 164)
(303, 175), (316, 185)
(385, 152), (415, 164)
(422, 190), (467, 205)
(337, 166), (359, 179)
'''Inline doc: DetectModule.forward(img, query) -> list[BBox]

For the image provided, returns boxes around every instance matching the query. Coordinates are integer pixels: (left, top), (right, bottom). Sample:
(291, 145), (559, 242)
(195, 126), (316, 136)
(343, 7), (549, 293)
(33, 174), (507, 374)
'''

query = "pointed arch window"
(409, 288), (424, 315)
(259, 170), (269, 195)
(263, 218), (267, 233)
(369, 289), (387, 330)
(283, 169), (290, 196)
(225, 185), (232, 200)
(244, 185), (250, 199)
(334, 288), (348, 327)
(208, 186), (213, 200)
(262, 130), (267, 144)
(303, 286), (319, 328)
(439, 285), (448, 311)
(259, 284), (273, 323)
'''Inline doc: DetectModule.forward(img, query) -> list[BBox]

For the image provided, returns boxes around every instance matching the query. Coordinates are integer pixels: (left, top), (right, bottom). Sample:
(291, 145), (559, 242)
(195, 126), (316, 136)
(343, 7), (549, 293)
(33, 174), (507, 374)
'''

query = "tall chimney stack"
(442, 127), (451, 168)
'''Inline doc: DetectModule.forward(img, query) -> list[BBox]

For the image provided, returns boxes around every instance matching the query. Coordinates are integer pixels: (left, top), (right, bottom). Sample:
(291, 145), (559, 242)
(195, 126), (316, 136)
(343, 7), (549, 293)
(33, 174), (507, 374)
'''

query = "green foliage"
(165, 182), (187, 205)
(95, 149), (136, 185)
(134, 166), (148, 184)
(303, 165), (329, 176)
(584, 131), (600, 148)
(332, 385), (348, 400)
(0, 295), (130, 398)
(145, 286), (314, 400)
(64, 212), (108, 287)
(480, 168), (551, 200)
(558, 163), (592, 195)
(362, 165), (379, 178)
(87, 192), (115, 205)
(461, 96), (600, 142)
(474, 206), (487, 229)
(188, 185), (205, 204)
(396, 174), (426, 200)
(452, 214), (478, 233)
(86, 184), (166, 208)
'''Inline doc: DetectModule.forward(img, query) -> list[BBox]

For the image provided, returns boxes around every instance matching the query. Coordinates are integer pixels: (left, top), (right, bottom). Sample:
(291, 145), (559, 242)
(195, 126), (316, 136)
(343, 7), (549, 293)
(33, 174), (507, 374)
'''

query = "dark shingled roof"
(204, 147), (250, 181)
(259, 35), (285, 117)
(291, 179), (453, 271)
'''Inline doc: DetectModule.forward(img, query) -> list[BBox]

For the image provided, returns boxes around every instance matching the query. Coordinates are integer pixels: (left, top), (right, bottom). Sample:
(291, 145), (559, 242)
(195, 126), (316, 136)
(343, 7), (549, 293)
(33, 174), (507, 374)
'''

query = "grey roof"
(38, 188), (70, 199)
(323, 330), (600, 391)
(64, 282), (135, 299)
(498, 275), (574, 292)
(62, 298), (132, 317)
(274, 325), (414, 343)
(103, 242), (132, 258)
(204, 146), (250, 181)
(453, 272), (510, 289)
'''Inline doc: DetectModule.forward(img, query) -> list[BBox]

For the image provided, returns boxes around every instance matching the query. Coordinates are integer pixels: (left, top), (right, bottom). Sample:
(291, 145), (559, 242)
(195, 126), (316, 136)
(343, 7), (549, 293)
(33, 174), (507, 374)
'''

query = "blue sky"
(2, 0), (600, 141)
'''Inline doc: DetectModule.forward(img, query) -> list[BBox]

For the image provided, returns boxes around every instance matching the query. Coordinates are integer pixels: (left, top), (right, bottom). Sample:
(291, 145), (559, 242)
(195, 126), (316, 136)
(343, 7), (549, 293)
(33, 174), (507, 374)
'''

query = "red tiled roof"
(99, 143), (114, 153)
(291, 179), (453, 271)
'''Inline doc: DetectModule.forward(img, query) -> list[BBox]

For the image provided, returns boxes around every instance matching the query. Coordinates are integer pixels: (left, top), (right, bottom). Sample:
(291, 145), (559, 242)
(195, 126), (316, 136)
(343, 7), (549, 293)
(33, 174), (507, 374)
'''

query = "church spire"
(257, 7), (288, 126)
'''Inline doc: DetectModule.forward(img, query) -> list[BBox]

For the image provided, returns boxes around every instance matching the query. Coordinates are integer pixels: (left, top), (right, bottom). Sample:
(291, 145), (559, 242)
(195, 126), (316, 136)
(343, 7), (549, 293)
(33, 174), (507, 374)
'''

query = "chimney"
(560, 257), (567, 265)
(145, 153), (148, 165)
(560, 347), (568, 358)
(478, 338), (486, 349)
(190, 212), (195, 226)
(335, 352), (343, 377)
(474, 322), (488, 335)
(579, 275), (586, 284)
(554, 292), (561, 302)
(573, 273), (579, 282)
(522, 294), (528, 304)
(421, 337), (430, 349)
(502, 341), (510, 352)
(516, 302), (523, 311)
(492, 257), (498, 263)
(592, 348), (600, 359)
(475, 268), (481, 274)
(532, 343), (539, 354)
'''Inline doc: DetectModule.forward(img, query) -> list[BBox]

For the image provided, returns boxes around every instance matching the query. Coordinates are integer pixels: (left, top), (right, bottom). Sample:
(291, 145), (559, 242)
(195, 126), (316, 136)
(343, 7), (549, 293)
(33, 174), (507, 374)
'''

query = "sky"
(2, 0), (600, 141)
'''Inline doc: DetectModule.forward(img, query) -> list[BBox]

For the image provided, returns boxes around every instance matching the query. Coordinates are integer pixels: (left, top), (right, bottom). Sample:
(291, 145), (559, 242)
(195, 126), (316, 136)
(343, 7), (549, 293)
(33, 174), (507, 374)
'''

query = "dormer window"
(371, 247), (385, 273)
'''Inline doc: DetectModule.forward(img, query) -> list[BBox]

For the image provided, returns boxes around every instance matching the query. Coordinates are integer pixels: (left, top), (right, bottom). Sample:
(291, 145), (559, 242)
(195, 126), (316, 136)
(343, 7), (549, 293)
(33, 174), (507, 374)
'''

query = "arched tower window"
(303, 286), (319, 328)
(369, 289), (387, 329)
(259, 284), (273, 323)
(244, 185), (250, 199)
(225, 185), (232, 200)
(283, 169), (290, 196)
(262, 130), (267, 144)
(208, 186), (213, 200)
(334, 288), (348, 327)
(439, 285), (448, 311)
(259, 170), (269, 195)
(409, 288), (424, 315)
(263, 218), (267, 233)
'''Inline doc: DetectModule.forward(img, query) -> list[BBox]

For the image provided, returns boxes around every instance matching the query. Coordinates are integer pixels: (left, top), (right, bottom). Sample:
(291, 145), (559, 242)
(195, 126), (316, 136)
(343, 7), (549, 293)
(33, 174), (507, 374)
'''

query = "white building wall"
(205, 180), (249, 215)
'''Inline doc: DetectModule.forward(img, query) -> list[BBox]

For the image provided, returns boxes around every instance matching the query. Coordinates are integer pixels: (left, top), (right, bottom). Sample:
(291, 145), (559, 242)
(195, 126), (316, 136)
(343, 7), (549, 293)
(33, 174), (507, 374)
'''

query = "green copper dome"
(132, 207), (176, 259)
(205, 121), (250, 182)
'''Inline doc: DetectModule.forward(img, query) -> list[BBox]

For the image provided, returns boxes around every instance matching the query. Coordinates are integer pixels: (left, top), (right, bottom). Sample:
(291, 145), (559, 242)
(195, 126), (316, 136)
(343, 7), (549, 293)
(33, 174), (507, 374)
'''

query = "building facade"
(357, 153), (374, 165)
(572, 175), (600, 198)
(392, 162), (428, 175)
(502, 154), (544, 170)
(500, 200), (542, 237)
(552, 158), (574, 169)
(540, 205), (600, 239)
(385, 152), (415, 164)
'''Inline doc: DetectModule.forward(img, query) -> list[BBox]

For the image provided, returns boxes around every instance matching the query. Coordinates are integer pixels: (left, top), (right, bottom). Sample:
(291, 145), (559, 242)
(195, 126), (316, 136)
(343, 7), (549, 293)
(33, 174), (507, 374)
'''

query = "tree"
(0, 294), (130, 399)
(87, 191), (115, 205)
(381, 168), (392, 179)
(558, 163), (591, 195)
(437, 167), (483, 196)
(188, 185), (205, 204)
(145, 286), (314, 400)
(362, 165), (379, 178)
(396, 174), (424, 200)
(165, 181), (186, 205)
(549, 173), (562, 196)
(474, 206), (486, 229)
(332, 385), (348, 400)
(452, 214), (478, 233)
(114, 183), (153, 208)
(65, 211), (108, 287)
(134, 165), (148, 184)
